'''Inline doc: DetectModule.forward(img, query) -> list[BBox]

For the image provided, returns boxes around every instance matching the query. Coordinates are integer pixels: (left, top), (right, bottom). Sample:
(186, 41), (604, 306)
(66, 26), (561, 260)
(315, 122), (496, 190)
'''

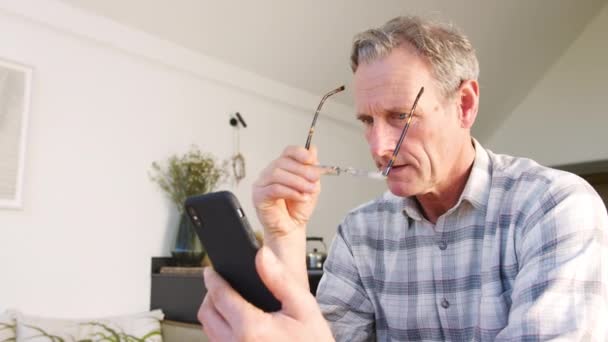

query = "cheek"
(363, 128), (374, 151)
(419, 125), (455, 173)
(363, 127), (371, 142)
(407, 125), (441, 170)
(403, 124), (431, 155)
(364, 124), (401, 151)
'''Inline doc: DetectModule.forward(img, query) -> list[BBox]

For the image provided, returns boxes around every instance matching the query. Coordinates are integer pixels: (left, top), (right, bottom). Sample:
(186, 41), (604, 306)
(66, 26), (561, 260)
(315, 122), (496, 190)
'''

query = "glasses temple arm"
(305, 85), (345, 149)
(383, 86), (425, 176)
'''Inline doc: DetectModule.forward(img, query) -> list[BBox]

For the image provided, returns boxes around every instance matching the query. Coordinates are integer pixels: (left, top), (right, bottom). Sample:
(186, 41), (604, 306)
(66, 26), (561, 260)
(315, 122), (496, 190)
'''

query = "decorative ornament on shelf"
(229, 112), (247, 185)
(149, 145), (228, 266)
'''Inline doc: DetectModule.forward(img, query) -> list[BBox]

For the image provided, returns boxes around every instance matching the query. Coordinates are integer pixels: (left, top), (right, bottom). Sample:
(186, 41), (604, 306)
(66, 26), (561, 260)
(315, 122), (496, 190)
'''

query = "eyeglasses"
(305, 85), (424, 180)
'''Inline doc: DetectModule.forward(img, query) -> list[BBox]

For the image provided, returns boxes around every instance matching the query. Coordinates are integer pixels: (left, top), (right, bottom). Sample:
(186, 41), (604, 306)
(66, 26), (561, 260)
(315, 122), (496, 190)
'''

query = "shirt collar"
(401, 138), (492, 221)
(460, 138), (492, 210)
(402, 196), (424, 221)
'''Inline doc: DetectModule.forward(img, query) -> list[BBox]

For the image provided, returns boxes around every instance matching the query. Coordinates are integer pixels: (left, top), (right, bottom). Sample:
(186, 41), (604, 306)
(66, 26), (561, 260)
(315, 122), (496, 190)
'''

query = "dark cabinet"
(150, 257), (323, 323)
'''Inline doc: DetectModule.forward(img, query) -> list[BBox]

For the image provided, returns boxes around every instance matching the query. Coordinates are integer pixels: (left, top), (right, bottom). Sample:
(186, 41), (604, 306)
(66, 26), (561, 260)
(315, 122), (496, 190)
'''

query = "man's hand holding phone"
(199, 247), (334, 342)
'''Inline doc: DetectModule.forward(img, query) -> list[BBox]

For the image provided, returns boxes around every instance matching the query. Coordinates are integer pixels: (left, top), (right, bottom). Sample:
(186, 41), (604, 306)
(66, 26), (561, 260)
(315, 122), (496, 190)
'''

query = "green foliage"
(23, 324), (65, 341)
(149, 146), (227, 212)
(82, 321), (161, 341)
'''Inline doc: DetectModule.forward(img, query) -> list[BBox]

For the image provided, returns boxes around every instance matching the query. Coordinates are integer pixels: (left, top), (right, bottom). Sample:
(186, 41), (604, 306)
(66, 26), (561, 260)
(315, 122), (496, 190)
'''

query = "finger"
(273, 157), (322, 183)
(257, 155), (321, 185)
(257, 167), (317, 194)
(203, 267), (261, 329)
(198, 294), (233, 341)
(255, 247), (317, 318)
(281, 145), (319, 165)
(256, 183), (312, 204)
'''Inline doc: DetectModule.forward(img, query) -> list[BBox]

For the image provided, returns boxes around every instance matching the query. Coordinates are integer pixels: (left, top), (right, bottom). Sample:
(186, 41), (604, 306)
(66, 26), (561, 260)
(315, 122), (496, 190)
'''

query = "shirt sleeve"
(496, 177), (608, 340)
(316, 222), (376, 342)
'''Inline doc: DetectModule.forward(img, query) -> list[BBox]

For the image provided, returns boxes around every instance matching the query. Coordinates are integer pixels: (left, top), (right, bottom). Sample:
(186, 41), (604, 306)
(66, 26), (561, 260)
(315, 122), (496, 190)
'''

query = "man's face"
(354, 46), (465, 197)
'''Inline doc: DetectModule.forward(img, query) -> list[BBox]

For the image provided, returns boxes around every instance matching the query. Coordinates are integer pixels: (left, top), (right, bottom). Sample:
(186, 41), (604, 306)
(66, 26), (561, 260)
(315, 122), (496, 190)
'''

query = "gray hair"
(350, 16), (479, 97)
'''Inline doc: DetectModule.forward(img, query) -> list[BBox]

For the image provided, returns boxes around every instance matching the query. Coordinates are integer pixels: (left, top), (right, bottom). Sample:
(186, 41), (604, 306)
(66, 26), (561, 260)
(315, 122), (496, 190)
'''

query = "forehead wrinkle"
(356, 101), (385, 117)
(356, 81), (418, 115)
(356, 73), (421, 102)
(354, 52), (432, 116)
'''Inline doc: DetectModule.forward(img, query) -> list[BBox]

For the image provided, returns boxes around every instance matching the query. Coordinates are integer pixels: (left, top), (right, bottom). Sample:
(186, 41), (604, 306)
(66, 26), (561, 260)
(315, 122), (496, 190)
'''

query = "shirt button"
(441, 298), (450, 309)
(438, 240), (447, 250)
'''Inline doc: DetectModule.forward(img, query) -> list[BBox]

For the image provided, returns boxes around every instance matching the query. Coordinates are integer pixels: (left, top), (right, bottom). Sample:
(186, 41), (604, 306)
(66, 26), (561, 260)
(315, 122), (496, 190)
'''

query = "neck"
(417, 139), (476, 224)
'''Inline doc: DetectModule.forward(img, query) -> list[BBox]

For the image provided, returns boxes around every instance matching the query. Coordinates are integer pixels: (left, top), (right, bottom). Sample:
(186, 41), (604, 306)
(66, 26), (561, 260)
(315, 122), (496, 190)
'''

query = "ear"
(456, 79), (479, 129)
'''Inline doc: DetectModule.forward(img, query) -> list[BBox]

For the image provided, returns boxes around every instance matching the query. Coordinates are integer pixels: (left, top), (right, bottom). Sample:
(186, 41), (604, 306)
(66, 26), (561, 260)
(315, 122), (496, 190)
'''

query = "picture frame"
(0, 58), (32, 209)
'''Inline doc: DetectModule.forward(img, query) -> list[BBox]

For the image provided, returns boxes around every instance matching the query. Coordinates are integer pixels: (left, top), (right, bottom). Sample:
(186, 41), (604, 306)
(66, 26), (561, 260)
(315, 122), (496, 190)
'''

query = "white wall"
(484, 4), (608, 166)
(0, 1), (384, 317)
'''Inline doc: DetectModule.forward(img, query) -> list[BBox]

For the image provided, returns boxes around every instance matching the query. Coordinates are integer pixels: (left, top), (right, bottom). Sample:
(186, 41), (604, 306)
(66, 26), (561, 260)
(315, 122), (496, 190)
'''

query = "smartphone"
(185, 191), (281, 312)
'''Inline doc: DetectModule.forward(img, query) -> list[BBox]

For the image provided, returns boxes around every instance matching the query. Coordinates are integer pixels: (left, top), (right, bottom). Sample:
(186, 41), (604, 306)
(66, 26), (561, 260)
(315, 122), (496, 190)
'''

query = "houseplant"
(150, 146), (227, 265)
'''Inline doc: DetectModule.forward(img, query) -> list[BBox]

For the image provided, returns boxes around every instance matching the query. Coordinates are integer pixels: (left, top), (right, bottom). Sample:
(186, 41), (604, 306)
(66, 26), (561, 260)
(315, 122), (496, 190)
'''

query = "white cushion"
(16, 309), (164, 341)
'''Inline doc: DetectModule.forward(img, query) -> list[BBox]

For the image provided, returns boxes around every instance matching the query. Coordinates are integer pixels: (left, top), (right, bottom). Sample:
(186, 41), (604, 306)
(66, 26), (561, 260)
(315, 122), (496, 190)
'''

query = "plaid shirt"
(316, 140), (608, 341)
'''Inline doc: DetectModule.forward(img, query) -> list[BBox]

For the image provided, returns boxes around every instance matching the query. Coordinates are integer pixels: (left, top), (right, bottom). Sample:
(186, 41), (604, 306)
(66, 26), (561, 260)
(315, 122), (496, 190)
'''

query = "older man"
(199, 16), (608, 341)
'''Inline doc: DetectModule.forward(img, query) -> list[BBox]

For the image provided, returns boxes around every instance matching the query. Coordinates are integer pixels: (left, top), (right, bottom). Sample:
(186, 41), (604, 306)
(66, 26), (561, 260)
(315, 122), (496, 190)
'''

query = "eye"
(391, 113), (407, 120)
(388, 112), (408, 125)
(357, 116), (373, 126)
(396, 112), (417, 121)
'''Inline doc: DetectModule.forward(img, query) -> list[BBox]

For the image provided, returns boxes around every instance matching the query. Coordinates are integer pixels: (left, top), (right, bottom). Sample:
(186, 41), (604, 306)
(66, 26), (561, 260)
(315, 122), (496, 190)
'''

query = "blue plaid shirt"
(316, 140), (608, 341)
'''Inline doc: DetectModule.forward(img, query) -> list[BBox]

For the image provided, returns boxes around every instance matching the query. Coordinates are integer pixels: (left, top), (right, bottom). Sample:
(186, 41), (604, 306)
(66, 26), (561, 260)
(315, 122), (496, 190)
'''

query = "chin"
(384, 166), (421, 197)
(386, 179), (419, 197)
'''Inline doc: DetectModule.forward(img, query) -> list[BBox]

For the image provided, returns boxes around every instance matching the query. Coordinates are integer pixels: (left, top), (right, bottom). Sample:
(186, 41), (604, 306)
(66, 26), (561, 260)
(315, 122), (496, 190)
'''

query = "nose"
(367, 121), (396, 159)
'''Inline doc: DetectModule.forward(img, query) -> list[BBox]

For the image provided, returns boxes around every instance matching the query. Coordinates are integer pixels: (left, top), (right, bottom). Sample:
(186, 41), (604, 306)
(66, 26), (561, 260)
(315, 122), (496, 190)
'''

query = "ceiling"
(58, 0), (606, 140)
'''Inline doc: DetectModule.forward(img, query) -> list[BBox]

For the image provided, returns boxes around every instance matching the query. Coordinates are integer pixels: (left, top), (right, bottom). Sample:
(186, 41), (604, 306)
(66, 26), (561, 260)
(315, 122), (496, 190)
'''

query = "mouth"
(390, 164), (408, 170)
(378, 163), (408, 173)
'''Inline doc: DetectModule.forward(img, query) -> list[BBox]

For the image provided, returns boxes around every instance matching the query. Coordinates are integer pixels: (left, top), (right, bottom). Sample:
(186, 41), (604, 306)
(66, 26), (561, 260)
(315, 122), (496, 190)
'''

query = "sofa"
(0, 309), (209, 341)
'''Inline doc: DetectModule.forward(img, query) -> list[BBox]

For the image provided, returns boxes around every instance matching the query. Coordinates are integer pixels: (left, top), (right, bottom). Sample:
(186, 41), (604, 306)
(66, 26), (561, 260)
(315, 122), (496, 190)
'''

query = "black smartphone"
(185, 191), (281, 312)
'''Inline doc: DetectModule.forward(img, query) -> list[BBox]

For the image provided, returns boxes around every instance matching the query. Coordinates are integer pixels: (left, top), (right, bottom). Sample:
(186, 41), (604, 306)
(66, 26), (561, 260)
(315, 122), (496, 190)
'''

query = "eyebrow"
(387, 106), (416, 114)
(356, 106), (416, 119)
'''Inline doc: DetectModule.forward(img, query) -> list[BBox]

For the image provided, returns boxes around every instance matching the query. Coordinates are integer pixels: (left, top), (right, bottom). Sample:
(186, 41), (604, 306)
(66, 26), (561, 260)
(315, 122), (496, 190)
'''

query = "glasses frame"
(382, 86), (425, 176)
(302, 85), (424, 180)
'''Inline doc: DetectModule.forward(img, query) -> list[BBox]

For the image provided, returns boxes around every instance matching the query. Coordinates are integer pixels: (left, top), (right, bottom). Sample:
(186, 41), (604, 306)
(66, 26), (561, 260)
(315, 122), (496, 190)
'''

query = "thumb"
(255, 247), (311, 315)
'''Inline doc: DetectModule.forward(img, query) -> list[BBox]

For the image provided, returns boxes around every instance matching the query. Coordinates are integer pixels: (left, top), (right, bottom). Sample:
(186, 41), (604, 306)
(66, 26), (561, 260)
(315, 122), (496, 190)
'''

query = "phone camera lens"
(187, 207), (203, 227)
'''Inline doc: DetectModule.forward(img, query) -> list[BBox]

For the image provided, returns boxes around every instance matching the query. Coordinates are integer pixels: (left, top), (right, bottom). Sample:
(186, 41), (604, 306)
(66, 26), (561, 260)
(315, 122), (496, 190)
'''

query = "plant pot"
(171, 212), (205, 266)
